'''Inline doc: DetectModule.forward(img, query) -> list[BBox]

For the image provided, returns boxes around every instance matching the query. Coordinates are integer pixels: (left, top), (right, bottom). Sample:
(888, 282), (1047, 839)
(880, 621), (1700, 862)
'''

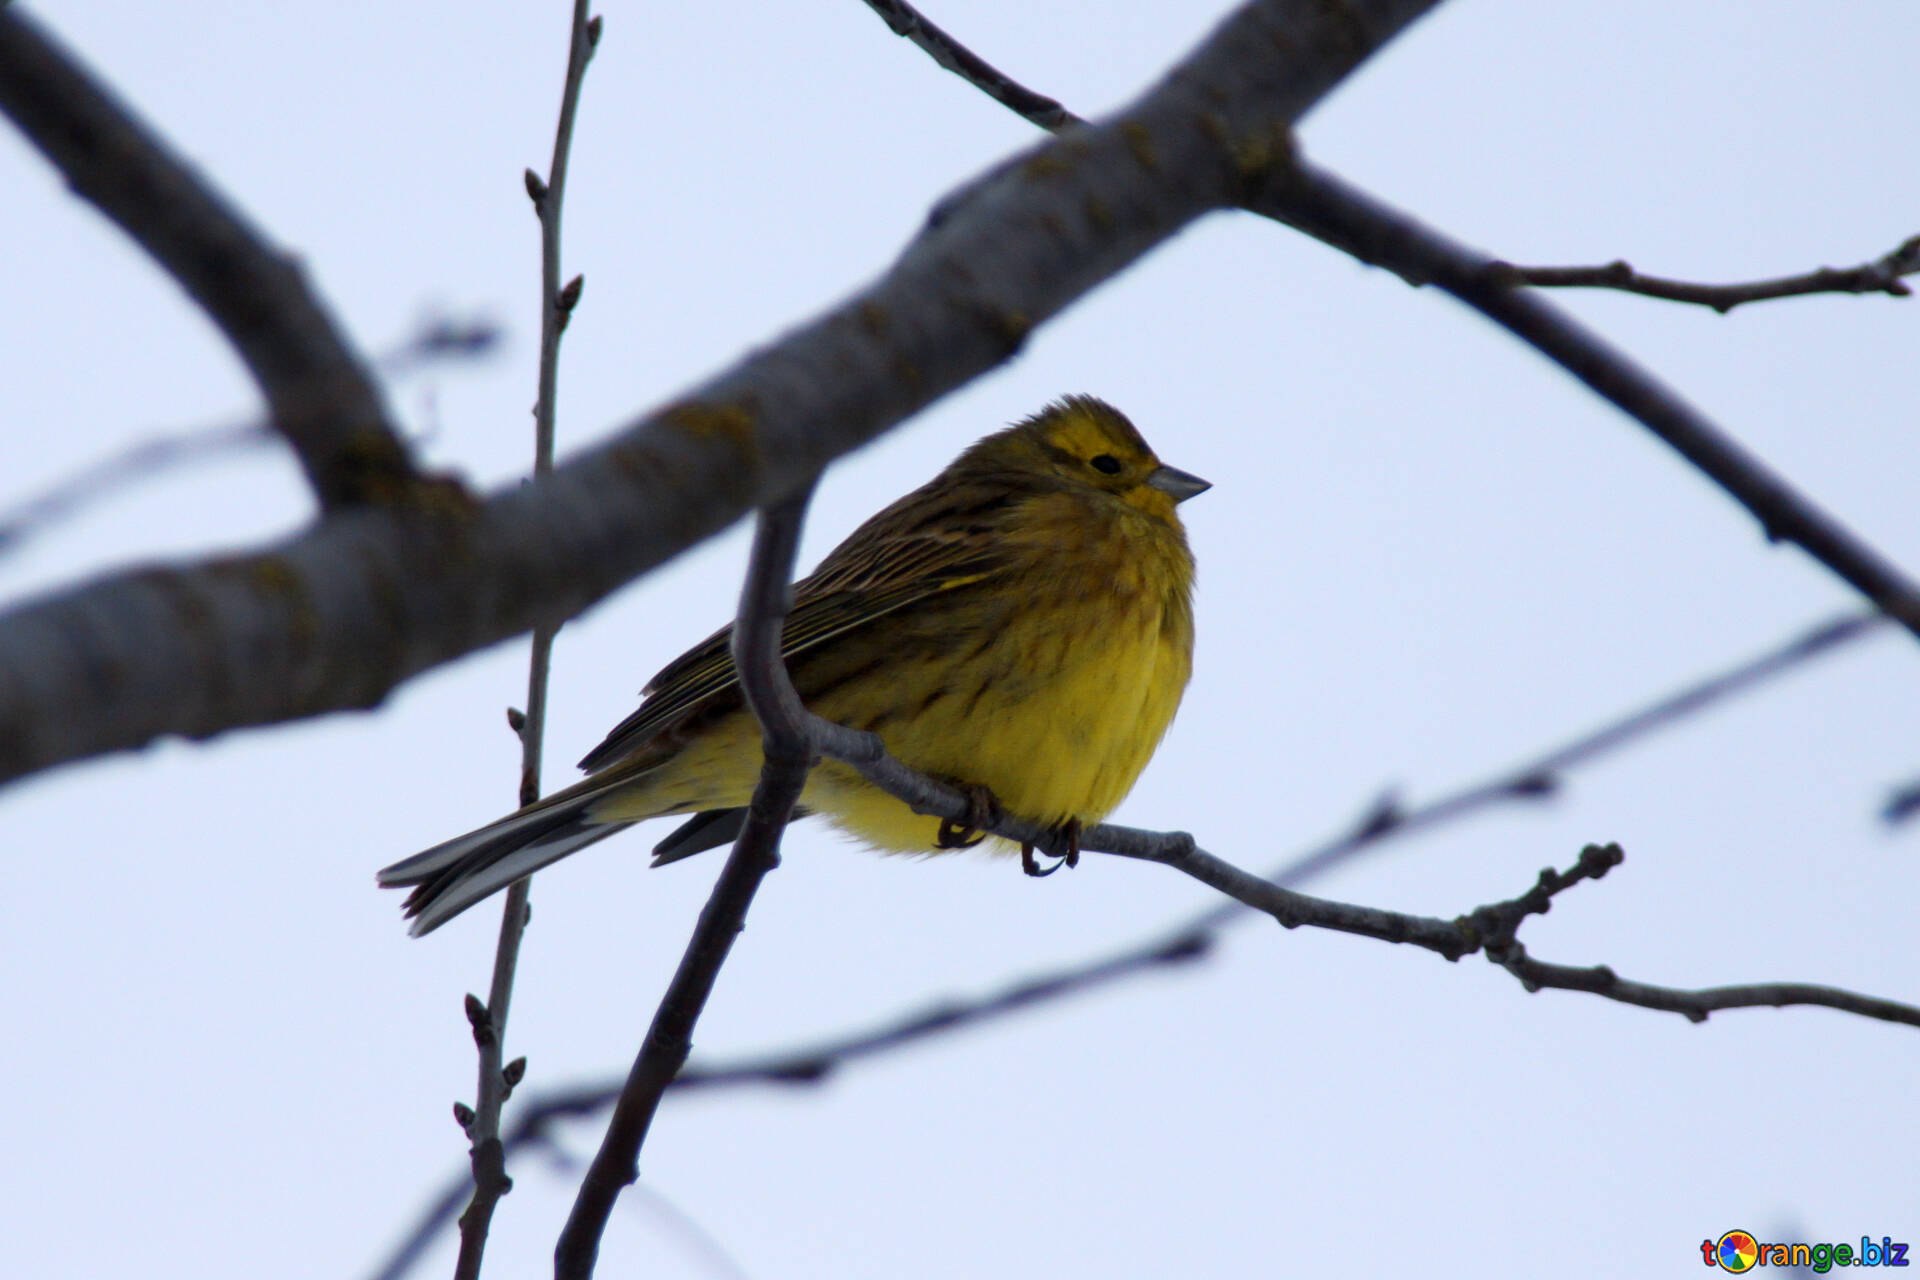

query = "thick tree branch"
(0, 0), (1442, 790)
(553, 489), (817, 1280)
(451, 9), (601, 1279)
(0, 8), (421, 509)
(1486, 239), (1920, 313)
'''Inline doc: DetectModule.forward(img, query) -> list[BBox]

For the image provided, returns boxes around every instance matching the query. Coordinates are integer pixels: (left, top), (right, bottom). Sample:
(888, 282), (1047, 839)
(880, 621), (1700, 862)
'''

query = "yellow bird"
(379, 396), (1207, 934)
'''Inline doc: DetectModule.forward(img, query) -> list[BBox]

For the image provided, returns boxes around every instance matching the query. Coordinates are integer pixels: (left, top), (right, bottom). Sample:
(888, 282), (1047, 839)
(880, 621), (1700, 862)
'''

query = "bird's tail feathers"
(378, 787), (628, 937)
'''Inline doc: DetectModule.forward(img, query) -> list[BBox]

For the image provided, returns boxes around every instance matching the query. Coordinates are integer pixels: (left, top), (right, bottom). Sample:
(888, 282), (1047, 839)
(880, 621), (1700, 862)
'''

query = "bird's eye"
(1090, 454), (1123, 475)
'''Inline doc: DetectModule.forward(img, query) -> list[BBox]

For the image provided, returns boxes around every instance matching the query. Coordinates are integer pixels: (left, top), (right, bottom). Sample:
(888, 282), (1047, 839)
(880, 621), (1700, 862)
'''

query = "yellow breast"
(804, 491), (1195, 853)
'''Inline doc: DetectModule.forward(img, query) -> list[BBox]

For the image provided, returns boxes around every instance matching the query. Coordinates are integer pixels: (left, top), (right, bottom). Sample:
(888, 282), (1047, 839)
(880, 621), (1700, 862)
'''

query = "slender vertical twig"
(451, 6), (600, 1278)
(554, 489), (819, 1280)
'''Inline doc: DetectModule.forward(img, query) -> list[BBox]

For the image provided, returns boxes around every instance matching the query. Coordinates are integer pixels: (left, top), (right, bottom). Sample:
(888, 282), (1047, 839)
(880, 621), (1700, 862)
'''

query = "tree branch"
(0, 0), (1443, 791)
(779, 719), (1920, 1029)
(376, 838), (1917, 1276)
(1262, 161), (1920, 644)
(1882, 778), (1920, 828)
(859, 0), (1073, 130)
(848, 0), (1920, 648)
(0, 8), (422, 509)
(553, 488), (817, 1280)
(857, 0), (1920, 317)
(0, 314), (498, 559)
(372, 605), (1891, 1279)
(1485, 239), (1920, 313)
(451, 8), (601, 1278)
(1242, 607), (1886, 900)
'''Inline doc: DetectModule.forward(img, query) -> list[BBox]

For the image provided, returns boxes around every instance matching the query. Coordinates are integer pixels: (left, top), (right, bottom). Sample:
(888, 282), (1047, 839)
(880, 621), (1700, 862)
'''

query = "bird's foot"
(1021, 818), (1082, 878)
(934, 781), (1002, 850)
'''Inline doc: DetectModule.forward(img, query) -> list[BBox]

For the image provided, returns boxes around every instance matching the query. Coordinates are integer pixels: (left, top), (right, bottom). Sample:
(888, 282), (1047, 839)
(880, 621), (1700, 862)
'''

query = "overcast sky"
(2, 3), (1916, 1277)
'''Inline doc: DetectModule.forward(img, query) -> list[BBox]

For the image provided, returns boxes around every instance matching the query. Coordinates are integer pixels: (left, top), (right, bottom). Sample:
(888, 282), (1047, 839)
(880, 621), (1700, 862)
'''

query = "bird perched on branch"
(379, 396), (1208, 935)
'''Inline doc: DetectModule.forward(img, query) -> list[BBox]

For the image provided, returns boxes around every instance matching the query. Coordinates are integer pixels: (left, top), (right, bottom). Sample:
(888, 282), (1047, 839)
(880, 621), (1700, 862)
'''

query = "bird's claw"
(1021, 818), (1081, 877)
(934, 782), (1001, 850)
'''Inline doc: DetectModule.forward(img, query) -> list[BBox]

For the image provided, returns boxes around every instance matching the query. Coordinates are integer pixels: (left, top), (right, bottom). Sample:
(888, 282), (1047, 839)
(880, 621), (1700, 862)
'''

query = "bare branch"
(1485, 238), (1920, 313)
(0, 422), (269, 558)
(0, 0), (1443, 788)
(0, 314), (498, 559)
(859, 0), (1074, 130)
(1491, 945), (1920, 1025)
(451, 9), (600, 1277)
(1883, 779), (1920, 828)
(377, 835), (1916, 1273)
(0, 8), (422, 509)
(851, 0), (1920, 650)
(1246, 608), (1886, 897)
(555, 489), (818, 1280)
(1261, 162), (1920, 646)
(374, 314), (504, 377)
(777, 707), (1920, 1031)
(373, 929), (1205, 1279)
(373, 606), (1889, 1276)
(855, 1), (1920, 318)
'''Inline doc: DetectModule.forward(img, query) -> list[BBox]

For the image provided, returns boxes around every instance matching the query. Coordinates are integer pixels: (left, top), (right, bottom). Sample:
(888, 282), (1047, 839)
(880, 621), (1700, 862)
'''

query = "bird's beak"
(1146, 465), (1211, 504)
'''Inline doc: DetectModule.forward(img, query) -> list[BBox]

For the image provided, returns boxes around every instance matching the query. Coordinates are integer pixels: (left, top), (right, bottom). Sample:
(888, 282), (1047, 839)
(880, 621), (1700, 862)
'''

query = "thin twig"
(451, 8), (599, 1279)
(781, 716), (1920, 1030)
(1193, 607), (1887, 915)
(0, 423), (268, 558)
(0, 315), (498, 559)
(372, 930), (1208, 1280)
(1883, 779), (1920, 828)
(554, 488), (819, 1280)
(1491, 944), (1920, 1025)
(374, 314), (504, 378)
(383, 842), (1914, 1273)
(1263, 161), (1920, 645)
(0, 8), (420, 508)
(859, 0), (1074, 130)
(1485, 239), (1920, 313)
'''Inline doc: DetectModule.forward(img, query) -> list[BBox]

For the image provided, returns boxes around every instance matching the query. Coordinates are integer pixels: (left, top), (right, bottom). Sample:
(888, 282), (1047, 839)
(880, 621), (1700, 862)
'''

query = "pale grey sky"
(2, 3), (1915, 1277)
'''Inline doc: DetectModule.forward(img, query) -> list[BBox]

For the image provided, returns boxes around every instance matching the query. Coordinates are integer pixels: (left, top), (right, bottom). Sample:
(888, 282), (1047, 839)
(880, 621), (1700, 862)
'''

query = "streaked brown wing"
(576, 483), (1020, 773)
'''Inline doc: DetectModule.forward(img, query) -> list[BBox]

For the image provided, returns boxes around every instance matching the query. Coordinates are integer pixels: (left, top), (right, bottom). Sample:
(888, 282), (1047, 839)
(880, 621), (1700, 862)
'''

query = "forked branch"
(0, 8), (422, 508)
(553, 490), (818, 1280)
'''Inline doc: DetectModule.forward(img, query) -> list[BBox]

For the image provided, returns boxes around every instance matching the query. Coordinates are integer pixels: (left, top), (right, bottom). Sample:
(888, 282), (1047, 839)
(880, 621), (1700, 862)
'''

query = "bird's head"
(969, 395), (1210, 522)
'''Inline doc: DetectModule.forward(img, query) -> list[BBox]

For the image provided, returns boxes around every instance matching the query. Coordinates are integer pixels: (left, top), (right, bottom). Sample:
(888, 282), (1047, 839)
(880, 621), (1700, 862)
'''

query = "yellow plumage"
(380, 396), (1206, 933)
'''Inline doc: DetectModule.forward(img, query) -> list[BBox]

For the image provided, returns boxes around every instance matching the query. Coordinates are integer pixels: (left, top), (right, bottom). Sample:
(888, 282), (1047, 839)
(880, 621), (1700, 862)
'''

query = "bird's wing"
(576, 494), (1017, 773)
